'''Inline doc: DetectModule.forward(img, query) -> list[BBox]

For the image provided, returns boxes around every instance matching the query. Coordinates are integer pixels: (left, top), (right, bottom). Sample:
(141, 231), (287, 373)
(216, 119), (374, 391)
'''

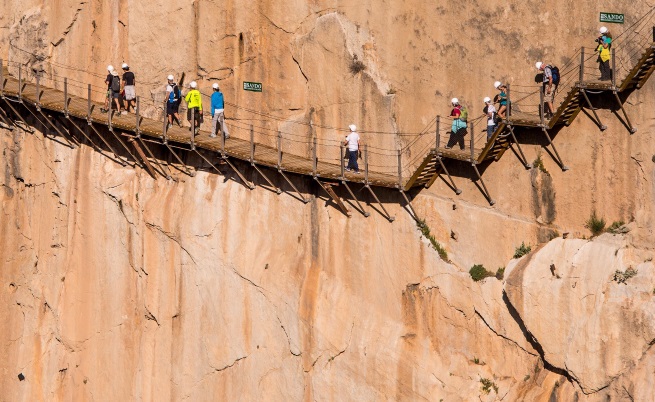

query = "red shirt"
(450, 105), (462, 118)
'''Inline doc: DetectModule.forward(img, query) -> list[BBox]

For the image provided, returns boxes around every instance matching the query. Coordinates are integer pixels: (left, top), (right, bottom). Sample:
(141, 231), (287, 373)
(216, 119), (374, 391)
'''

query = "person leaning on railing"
(445, 98), (467, 150)
(535, 62), (555, 118)
(596, 28), (612, 81)
(343, 124), (361, 174)
(185, 81), (203, 135)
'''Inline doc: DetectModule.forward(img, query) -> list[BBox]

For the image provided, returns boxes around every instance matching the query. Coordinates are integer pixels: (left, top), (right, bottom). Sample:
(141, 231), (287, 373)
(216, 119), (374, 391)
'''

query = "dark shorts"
(111, 91), (121, 99)
(187, 107), (203, 123)
(167, 102), (179, 115)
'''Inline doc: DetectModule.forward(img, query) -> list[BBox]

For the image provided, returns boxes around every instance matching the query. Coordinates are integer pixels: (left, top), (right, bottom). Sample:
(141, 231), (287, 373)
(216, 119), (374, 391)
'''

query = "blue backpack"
(168, 84), (181, 103)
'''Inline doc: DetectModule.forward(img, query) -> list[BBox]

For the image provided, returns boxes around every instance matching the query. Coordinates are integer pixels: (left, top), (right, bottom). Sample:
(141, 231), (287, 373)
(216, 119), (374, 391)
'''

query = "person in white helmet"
(494, 81), (508, 119)
(483, 96), (497, 140)
(101, 65), (114, 113)
(210, 83), (230, 139)
(343, 124), (360, 173)
(185, 81), (203, 135)
(536, 62), (555, 118)
(596, 26), (612, 48)
(445, 98), (467, 150)
(121, 63), (136, 113)
(165, 75), (182, 128)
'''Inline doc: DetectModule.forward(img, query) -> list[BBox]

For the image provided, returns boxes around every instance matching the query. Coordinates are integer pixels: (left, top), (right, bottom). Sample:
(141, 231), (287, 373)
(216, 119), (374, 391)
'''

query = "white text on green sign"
(600, 13), (624, 24)
(243, 82), (263, 92)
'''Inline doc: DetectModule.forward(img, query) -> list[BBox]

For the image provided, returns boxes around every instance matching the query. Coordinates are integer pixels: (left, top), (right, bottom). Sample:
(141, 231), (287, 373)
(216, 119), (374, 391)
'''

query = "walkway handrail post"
(340, 144), (345, 178)
(579, 47), (585, 83)
(35, 72), (40, 110)
(540, 86), (545, 125)
(470, 121), (475, 162)
(86, 84), (91, 125)
(364, 144), (369, 184)
(397, 149), (402, 188)
(0, 58), (4, 98)
(611, 47), (616, 88)
(64, 78), (69, 117)
(162, 100), (167, 143)
(312, 137), (317, 177)
(250, 124), (254, 163)
(436, 115), (440, 150)
(506, 83), (511, 123)
(277, 131), (282, 167)
(18, 65), (22, 102)
(652, 26), (654, 42)
(135, 96), (140, 137)
(107, 104), (112, 131)
(190, 107), (195, 150)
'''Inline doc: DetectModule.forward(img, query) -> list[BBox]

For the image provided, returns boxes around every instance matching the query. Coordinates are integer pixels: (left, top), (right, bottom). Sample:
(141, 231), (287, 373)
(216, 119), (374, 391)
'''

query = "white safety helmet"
(483, 96), (491, 103)
(121, 63), (129, 69)
(167, 74), (174, 81)
(107, 65), (114, 71)
(494, 81), (502, 89)
(535, 61), (543, 70)
(212, 83), (219, 89)
(599, 26), (608, 34)
(190, 81), (197, 89)
(349, 124), (357, 132)
(451, 98), (459, 104)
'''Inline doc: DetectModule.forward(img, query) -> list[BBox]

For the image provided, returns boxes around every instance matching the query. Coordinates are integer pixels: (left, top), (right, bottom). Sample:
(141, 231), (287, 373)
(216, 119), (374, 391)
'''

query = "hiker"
(483, 97), (497, 140)
(493, 81), (508, 119)
(109, 69), (125, 114)
(121, 63), (136, 113)
(597, 26), (612, 49)
(101, 65), (113, 113)
(596, 40), (612, 81)
(445, 98), (467, 150)
(536, 62), (555, 118)
(210, 83), (230, 139)
(185, 81), (203, 135)
(343, 124), (360, 173)
(165, 75), (182, 128)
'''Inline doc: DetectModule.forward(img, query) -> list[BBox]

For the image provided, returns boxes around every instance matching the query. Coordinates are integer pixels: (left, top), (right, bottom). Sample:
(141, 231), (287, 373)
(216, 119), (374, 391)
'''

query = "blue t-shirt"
(211, 92), (225, 115)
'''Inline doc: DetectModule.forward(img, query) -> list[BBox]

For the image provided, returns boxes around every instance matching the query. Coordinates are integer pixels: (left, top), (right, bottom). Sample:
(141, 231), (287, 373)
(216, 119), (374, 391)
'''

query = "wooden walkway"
(0, 68), (401, 189)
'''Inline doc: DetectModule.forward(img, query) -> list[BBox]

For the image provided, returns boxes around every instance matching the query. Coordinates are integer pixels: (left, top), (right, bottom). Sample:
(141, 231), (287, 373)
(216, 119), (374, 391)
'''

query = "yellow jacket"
(597, 44), (611, 62)
(185, 89), (202, 110)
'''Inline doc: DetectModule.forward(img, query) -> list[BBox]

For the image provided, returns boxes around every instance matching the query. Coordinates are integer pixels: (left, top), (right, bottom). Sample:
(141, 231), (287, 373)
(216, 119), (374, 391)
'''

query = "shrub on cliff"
(513, 242), (532, 259)
(469, 264), (494, 282)
(416, 218), (448, 262)
(586, 211), (606, 236)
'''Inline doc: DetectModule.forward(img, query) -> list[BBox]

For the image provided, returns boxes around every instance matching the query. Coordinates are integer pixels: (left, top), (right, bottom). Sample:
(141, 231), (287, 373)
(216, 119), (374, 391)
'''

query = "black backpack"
(111, 76), (121, 92)
(549, 65), (561, 86)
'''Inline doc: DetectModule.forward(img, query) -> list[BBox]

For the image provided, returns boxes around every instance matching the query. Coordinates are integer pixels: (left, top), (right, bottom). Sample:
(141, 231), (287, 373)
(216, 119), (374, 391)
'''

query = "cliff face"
(1, 0), (655, 401)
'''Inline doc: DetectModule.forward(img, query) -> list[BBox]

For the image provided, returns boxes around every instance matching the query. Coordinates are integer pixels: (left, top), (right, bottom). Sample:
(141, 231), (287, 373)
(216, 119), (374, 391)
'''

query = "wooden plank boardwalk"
(0, 68), (402, 189)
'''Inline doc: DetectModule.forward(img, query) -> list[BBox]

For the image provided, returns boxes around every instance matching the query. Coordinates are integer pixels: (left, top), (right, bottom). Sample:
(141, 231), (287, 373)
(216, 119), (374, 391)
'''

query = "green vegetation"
(416, 218), (448, 261)
(495, 267), (506, 280)
(513, 242), (532, 259)
(523, 374), (531, 382)
(469, 264), (494, 282)
(473, 357), (486, 365)
(349, 57), (366, 74)
(533, 155), (549, 175)
(548, 230), (560, 241)
(613, 267), (638, 284)
(480, 377), (498, 394)
(607, 220), (626, 234)
(585, 211), (606, 236)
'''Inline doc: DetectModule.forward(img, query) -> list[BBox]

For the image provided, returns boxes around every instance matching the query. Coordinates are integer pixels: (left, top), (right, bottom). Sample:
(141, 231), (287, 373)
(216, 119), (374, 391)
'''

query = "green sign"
(600, 12), (624, 24)
(243, 81), (262, 92)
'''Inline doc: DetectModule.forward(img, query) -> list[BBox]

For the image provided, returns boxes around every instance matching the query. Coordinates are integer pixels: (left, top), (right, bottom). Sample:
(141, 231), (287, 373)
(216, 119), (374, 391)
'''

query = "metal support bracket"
(164, 143), (195, 177)
(222, 156), (255, 190)
(278, 168), (308, 203)
(398, 189), (418, 221)
(87, 121), (140, 167)
(541, 127), (569, 171)
(580, 88), (607, 131)
(315, 179), (351, 217)
(252, 163), (281, 194)
(425, 153), (462, 195)
(21, 103), (76, 148)
(127, 137), (164, 179)
(1, 98), (34, 133)
(136, 136), (172, 179)
(365, 184), (395, 222)
(472, 163), (495, 206)
(62, 115), (128, 166)
(341, 180), (370, 217)
(612, 90), (637, 134)
(507, 125), (531, 169)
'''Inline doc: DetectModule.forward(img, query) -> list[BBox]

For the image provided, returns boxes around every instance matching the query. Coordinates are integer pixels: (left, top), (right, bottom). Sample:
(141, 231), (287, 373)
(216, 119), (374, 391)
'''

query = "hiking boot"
(210, 133), (217, 138)
(121, 110), (127, 115)
(100, 108), (107, 113)
(167, 123), (172, 130)
(224, 134), (230, 139)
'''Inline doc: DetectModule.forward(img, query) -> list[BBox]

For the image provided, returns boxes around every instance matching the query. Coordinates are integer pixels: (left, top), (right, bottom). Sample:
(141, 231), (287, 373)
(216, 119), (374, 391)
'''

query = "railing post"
(64, 78), (68, 117)
(277, 131), (282, 168)
(221, 121), (226, 156)
(652, 26), (654, 42)
(540, 86), (545, 125)
(107, 104), (112, 131)
(312, 137), (317, 177)
(506, 84), (511, 122)
(340, 144), (345, 178)
(0, 58), (4, 98)
(364, 144), (370, 184)
(190, 107), (195, 150)
(18, 65), (22, 102)
(579, 47), (585, 83)
(436, 115), (440, 150)
(135, 96), (140, 137)
(470, 121), (475, 162)
(250, 124), (254, 163)
(397, 149), (402, 188)
(35, 72), (40, 110)
(87, 84), (92, 125)
(611, 47), (616, 87)
(162, 99), (168, 143)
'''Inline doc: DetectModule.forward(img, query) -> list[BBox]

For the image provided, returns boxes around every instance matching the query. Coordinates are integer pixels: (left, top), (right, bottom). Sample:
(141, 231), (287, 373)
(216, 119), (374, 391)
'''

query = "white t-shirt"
(486, 104), (496, 126)
(345, 132), (360, 151)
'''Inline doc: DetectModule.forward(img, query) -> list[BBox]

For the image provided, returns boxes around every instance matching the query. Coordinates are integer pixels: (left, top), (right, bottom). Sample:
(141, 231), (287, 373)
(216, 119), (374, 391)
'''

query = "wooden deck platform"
(0, 68), (401, 189)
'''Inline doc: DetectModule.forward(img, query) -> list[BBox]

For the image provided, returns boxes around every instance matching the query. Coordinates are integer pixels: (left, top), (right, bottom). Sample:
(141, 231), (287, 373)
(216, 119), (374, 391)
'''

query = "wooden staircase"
(550, 87), (583, 127)
(403, 150), (442, 190)
(619, 44), (655, 91)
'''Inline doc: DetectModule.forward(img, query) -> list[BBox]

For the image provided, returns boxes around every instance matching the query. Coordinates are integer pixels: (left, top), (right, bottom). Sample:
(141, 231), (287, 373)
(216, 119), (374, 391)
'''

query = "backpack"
(111, 76), (121, 92)
(459, 105), (468, 122)
(168, 84), (181, 103)
(549, 65), (560, 86)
